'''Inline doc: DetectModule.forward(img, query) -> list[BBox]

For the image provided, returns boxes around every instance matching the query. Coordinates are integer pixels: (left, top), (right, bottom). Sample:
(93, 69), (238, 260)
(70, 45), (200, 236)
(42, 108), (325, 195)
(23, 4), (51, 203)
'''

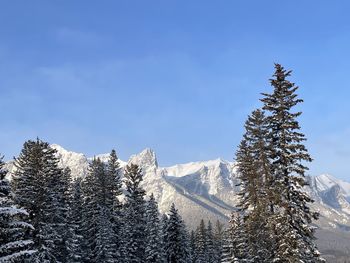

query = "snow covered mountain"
(6, 144), (350, 259)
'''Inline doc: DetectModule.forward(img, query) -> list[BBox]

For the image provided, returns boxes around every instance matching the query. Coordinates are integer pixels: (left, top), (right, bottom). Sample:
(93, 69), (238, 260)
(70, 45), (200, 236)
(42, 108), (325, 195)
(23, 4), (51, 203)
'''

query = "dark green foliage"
(164, 203), (190, 263)
(213, 220), (224, 263)
(81, 157), (118, 262)
(191, 219), (218, 263)
(145, 194), (164, 263)
(206, 221), (216, 263)
(221, 214), (236, 263)
(160, 213), (169, 261)
(81, 158), (101, 262)
(237, 109), (271, 213)
(122, 163), (146, 263)
(0, 155), (36, 262)
(260, 64), (323, 262)
(190, 230), (196, 263)
(195, 219), (208, 263)
(236, 109), (272, 261)
(221, 213), (248, 263)
(107, 150), (123, 258)
(106, 150), (122, 210)
(12, 139), (68, 262)
(55, 167), (72, 262)
(66, 178), (84, 263)
(94, 206), (116, 263)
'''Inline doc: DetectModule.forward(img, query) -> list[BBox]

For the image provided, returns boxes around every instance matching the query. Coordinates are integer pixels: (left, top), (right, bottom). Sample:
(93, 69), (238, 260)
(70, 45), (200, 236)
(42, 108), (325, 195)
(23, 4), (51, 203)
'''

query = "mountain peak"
(50, 143), (68, 153)
(49, 144), (89, 179)
(128, 148), (158, 169)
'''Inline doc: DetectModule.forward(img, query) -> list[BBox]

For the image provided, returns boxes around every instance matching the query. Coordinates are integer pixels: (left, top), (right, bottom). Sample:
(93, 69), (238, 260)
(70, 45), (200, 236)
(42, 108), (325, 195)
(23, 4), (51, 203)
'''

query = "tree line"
(0, 64), (324, 262)
(0, 139), (194, 262)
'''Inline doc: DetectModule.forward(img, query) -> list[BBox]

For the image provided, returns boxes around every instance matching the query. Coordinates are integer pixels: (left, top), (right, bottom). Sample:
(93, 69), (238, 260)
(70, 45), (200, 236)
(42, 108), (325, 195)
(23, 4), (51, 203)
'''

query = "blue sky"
(0, 1), (350, 180)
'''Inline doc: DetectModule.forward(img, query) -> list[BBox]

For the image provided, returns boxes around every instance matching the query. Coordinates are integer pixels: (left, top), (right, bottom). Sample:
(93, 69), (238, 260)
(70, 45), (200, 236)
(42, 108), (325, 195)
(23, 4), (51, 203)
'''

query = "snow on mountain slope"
(129, 148), (158, 170)
(51, 144), (90, 179)
(88, 153), (128, 167)
(126, 149), (237, 226)
(39, 145), (350, 231)
(315, 174), (350, 199)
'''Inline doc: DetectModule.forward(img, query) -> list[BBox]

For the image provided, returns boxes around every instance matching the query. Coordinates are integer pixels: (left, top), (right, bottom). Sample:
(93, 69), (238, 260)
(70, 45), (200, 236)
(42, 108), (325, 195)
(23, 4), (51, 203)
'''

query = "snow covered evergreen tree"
(12, 139), (68, 262)
(189, 230), (196, 263)
(164, 203), (190, 263)
(221, 213), (247, 263)
(122, 163), (146, 263)
(145, 193), (163, 263)
(231, 214), (249, 262)
(160, 213), (169, 261)
(104, 150), (122, 211)
(236, 109), (272, 261)
(94, 154), (119, 262)
(0, 155), (36, 262)
(260, 64), (324, 262)
(53, 167), (72, 262)
(206, 221), (216, 263)
(81, 158), (100, 262)
(66, 178), (84, 263)
(94, 206), (116, 263)
(236, 109), (271, 212)
(192, 220), (216, 263)
(81, 157), (118, 262)
(106, 149), (123, 258)
(220, 216), (235, 263)
(195, 219), (208, 263)
(213, 220), (224, 263)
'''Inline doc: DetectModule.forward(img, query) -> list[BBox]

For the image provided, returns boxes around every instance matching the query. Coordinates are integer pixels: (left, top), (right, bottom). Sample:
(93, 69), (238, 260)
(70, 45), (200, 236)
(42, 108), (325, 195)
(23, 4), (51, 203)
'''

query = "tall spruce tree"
(236, 109), (272, 261)
(164, 203), (190, 263)
(231, 212), (248, 262)
(12, 139), (67, 262)
(189, 230), (196, 263)
(94, 154), (118, 262)
(0, 155), (36, 262)
(145, 193), (163, 263)
(105, 150), (122, 211)
(206, 221), (216, 263)
(94, 206), (116, 263)
(66, 178), (84, 263)
(106, 149), (123, 258)
(81, 157), (117, 262)
(237, 109), (271, 211)
(213, 220), (224, 263)
(260, 64), (323, 262)
(220, 214), (235, 263)
(160, 213), (169, 262)
(122, 163), (146, 263)
(54, 167), (72, 262)
(81, 158), (100, 262)
(195, 219), (208, 263)
(221, 213), (248, 263)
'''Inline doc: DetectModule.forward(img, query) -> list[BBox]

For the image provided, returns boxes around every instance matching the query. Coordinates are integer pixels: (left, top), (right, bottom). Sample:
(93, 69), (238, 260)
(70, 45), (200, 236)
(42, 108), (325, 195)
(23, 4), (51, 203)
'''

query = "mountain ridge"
(46, 145), (350, 227)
